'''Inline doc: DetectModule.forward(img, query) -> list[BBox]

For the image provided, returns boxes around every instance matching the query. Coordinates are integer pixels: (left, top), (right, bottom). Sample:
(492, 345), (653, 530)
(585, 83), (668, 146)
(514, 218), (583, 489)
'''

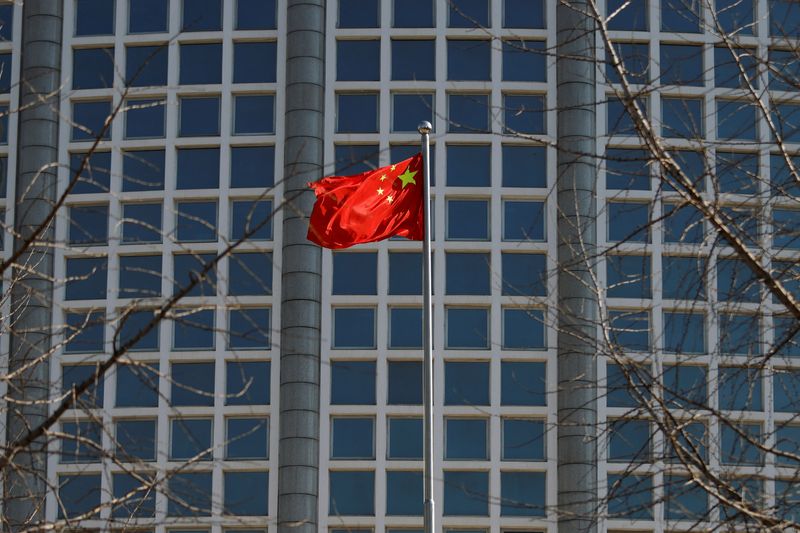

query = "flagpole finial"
(417, 121), (432, 134)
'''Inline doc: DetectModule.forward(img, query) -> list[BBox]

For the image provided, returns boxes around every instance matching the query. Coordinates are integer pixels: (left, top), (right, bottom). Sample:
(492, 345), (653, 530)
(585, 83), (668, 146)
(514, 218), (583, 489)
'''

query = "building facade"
(1, 0), (800, 532)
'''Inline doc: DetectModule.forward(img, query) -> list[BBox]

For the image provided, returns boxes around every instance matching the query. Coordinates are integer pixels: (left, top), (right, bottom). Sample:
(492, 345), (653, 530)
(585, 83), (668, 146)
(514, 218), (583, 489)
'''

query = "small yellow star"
(380, 174), (387, 181)
(391, 165), (396, 171)
(377, 187), (384, 195)
(387, 195), (394, 204)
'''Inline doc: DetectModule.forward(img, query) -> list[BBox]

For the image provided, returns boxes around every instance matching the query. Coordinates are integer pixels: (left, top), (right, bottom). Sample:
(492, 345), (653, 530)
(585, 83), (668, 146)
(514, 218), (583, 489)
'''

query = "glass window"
(337, 40), (379, 81)
(447, 144), (490, 186)
(386, 471), (423, 516)
(774, 369), (800, 413)
(171, 417), (212, 460)
(503, 419), (545, 460)
(333, 308), (376, 348)
(503, 200), (545, 242)
(227, 417), (268, 459)
(112, 472), (156, 518)
(332, 417), (375, 459)
(331, 360), (376, 404)
(776, 424), (800, 465)
(234, 94), (275, 135)
(721, 422), (763, 465)
(339, 0), (379, 27)
(448, 93), (489, 133)
(390, 308), (422, 349)
(0, 4), (11, 41)
(180, 96), (220, 136)
(388, 417), (423, 459)
(606, 363), (650, 408)
(771, 0), (800, 36)
(231, 199), (272, 240)
(122, 149), (165, 191)
(445, 418), (487, 459)
(173, 253), (217, 297)
(501, 361), (546, 405)
(719, 366), (762, 411)
(394, 0), (434, 27)
(660, 44), (704, 86)
(64, 310), (105, 353)
(393, 93), (434, 132)
(62, 364), (104, 408)
(771, 153), (800, 196)
(446, 253), (489, 295)
(177, 147), (220, 189)
(607, 42), (649, 85)
(608, 419), (650, 462)
(449, 0), (488, 26)
(717, 257), (759, 303)
(228, 307), (270, 349)
(337, 93), (378, 133)
(661, 97), (704, 139)
(664, 421), (707, 462)
(229, 252), (272, 295)
(388, 361), (422, 404)
(180, 43), (222, 84)
(68, 204), (108, 246)
(173, 308), (215, 349)
(607, 474), (653, 519)
(61, 420), (102, 463)
(503, 40), (546, 82)
(502, 144), (547, 187)
(606, 148), (650, 190)
(608, 0), (647, 29)
(171, 362), (215, 406)
(504, 0), (545, 27)
(237, 0), (277, 29)
(664, 203), (704, 243)
(72, 100), (111, 141)
(446, 200), (489, 240)
(125, 45), (168, 87)
(122, 202), (162, 243)
(118, 310), (160, 352)
(662, 255), (707, 300)
(58, 474), (101, 519)
(182, 0), (222, 30)
(227, 361), (270, 405)
(443, 471), (488, 516)
(663, 311), (705, 353)
(126, 98), (166, 139)
(115, 419), (157, 461)
(116, 363), (159, 407)
(718, 99), (757, 140)
(167, 472), (213, 516)
(774, 208), (800, 249)
(502, 253), (546, 297)
(231, 146), (275, 188)
(70, 151), (111, 194)
(73, 47), (114, 90)
(503, 308), (545, 350)
(661, 0), (702, 32)
(608, 202), (650, 242)
(65, 257), (107, 300)
(609, 310), (649, 351)
(446, 308), (489, 349)
(448, 40), (491, 81)
(716, 46), (758, 89)
(176, 201), (217, 242)
(606, 254), (650, 298)
(773, 102), (800, 142)
(500, 471), (546, 516)
(774, 260), (800, 304)
(770, 49), (800, 92)
(335, 144), (379, 174)
(119, 254), (162, 298)
(130, 0), (169, 33)
(504, 94), (545, 134)
(392, 40), (435, 80)
(719, 313), (760, 355)
(0, 53), (9, 93)
(389, 252), (422, 295)
(233, 42), (277, 83)
(716, 0), (755, 33)
(664, 474), (708, 520)
(607, 96), (642, 137)
(224, 471), (268, 516)
(445, 361), (489, 406)
(715, 151), (758, 193)
(775, 316), (800, 357)
(330, 471), (374, 516)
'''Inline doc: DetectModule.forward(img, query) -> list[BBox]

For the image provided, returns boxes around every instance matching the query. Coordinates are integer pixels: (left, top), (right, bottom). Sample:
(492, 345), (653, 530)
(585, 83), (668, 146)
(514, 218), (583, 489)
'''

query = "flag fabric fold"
(307, 153), (424, 249)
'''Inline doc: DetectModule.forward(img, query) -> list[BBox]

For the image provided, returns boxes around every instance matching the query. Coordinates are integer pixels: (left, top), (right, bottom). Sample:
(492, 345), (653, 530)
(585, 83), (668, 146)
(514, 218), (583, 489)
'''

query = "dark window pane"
(609, 310), (649, 351)
(70, 151), (111, 194)
(180, 97), (220, 136)
(773, 102), (800, 142)
(503, 418), (545, 460)
(502, 144), (547, 187)
(170, 417), (212, 460)
(662, 255), (707, 300)
(503, 308), (545, 349)
(332, 417), (374, 458)
(660, 44), (703, 86)
(718, 99), (757, 140)
(333, 308), (375, 348)
(607, 0), (647, 30)
(125, 98), (165, 138)
(608, 42), (649, 84)
(500, 471), (546, 516)
(234, 94), (275, 135)
(504, 94), (545, 134)
(231, 146), (275, 188)
(0, 4), (11, 41)
(449, 0), (488, 27)
(770, 0), (800, 37)
(61, 420), (102, 463)
(503, 200), (545, 241)
(663, 203), (704, 243)
(661, 97), (704, 139)
(503, 40), (546, 82)
(335, 144), (379, 174)
(607, 96), (640, 136)
(115, 419), (157, 461)
(125, 45), (168, 87)
(388, 417), (423, 458)
(180, 43), (222, 84)
(715, 151), (758, 193)
(608, 474), (653, 519)
(446, 418), (487, 459)
(337, 40), (379, 81)
(329, 471), (374, 516)
(130, 0), (169, 33)
(716, 0), (754, 34)
(448, 93), (489, 133)
(182, 0), (222, 31)
(112, 472), (156, 518)
(171, 362), (215, 406)
(73, 48), (114, 90)
(387, 471), (423, 516)
(663, 311), (705, 353)
(333, 252), (377, 295)
(234, 42), (277, 83)
(64, 310), (105, 353)
(721, 423), (763, 465)
(224, 471), (268, 516)
(719, 313), (760, 355)
(389, 252), (422, 295)
(716, 46), (758, 89)
(339, 0), (379, 27)
(608, 419), (651, 462)
(443, 471), (488, 516)
(663, 364), (707, 408)
(58, 474), (101, 519)
(69, 204), (108, 245)
(390, 307), (422, 348)
(231, 199), (272, 240)
(176, 201), (217, 242)
(62, 364), (104, 409)
(229, 252), (272, 295)
(72, 100), (111, 141)
(504, 0), (545, 28)
(717, 257), (759, 302)
(122, 202), (162, 243)
(228, 307), (270, 348)
(447, 144), (490, 186)
(118, 310), (160, 351)
(446, 200), (488, 240)
(167, 472), (212, 516)
(119, 254), (162, 298)
(177, 147), (220, 189)
(661, 0), (702, 32)
(337, 93), (378, 133)
(719, 366), (762, 411)
(394, 0), (434, 27)
(173, 253), (217, 297)
(122, 150), (165, 191)
(607, 254), (650, 298)
(608, 201), (650, 242)
(393, 93), (434, 132)
(606, 362), (651, 408)
(446, 252), (489, 294)
(392, 40), (435, 80)
(116, 363), (159, 407)
(65, 257), (107, 300)
(331, 360), (376, 404)
(237, 0), (277, 29)
(227, 361), (270, 405)
(173, 307), (215, 350)
(448, 40), (490, 81)
(227, 417), (268, 459)
(774, 208), (800, 249)
(445, 361), (489, 406)
(446, 308), (489, 349)
(502, 253), (546, 296)
(388, 361), (422, 404)
(606, 148), (650, 190)
(501, 361), (545, 405)
(776, 424), (800, 464)
(775, 369), (800, 412)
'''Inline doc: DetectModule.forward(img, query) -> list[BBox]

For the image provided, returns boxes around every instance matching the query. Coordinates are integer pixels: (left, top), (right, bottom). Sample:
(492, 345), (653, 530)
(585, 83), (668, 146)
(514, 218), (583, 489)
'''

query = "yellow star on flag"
(377, 187), (384, 195)
(387, 195), (394, 203)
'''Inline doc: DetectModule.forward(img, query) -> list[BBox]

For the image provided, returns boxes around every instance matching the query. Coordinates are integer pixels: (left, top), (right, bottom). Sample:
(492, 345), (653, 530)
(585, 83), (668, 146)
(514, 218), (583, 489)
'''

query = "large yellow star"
(397, 167), (418, 189)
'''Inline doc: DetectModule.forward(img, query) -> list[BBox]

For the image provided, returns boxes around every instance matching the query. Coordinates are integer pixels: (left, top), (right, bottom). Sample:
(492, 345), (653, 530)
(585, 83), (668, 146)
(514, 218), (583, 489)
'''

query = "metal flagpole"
(418, 120), (435, 533)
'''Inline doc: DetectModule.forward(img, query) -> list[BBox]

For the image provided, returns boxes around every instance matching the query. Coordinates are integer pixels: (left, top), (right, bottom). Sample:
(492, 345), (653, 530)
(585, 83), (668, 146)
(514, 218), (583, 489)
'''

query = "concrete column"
(556, 1), (598, 532)
(4, 0), (63, 528)
(276, 0), (324, 531)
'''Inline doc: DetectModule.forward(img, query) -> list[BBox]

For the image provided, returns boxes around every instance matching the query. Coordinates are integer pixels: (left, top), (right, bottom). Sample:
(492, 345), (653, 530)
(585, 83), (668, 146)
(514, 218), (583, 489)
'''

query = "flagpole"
(418, 120), (435, 533)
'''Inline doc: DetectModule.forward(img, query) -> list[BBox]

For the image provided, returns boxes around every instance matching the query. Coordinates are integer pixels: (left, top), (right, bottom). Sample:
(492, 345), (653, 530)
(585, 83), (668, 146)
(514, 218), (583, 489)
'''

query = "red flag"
(307, 154), (424, 249)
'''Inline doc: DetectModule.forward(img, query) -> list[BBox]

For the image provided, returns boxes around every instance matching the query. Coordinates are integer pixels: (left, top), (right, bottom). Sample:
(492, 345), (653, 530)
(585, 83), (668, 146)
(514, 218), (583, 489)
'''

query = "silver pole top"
(418, 121), (432, 134)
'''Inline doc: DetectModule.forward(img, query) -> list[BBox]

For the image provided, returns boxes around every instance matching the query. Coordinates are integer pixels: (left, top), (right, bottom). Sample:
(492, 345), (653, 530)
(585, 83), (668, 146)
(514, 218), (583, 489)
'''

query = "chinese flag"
(307, 154), (424, 249)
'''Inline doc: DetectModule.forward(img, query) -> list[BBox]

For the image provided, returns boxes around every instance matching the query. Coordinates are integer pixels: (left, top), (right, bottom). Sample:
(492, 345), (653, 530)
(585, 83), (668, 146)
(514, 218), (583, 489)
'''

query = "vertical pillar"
(556, 1), (598, 532)
(277, 0), (324, 530)
(4, 0), (63, 529)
